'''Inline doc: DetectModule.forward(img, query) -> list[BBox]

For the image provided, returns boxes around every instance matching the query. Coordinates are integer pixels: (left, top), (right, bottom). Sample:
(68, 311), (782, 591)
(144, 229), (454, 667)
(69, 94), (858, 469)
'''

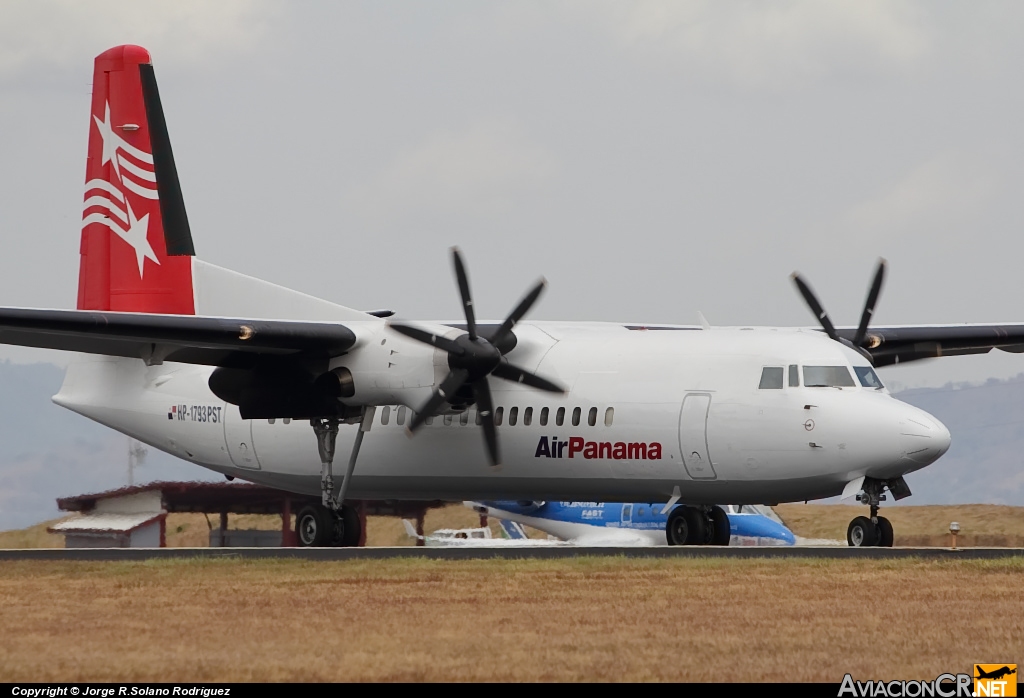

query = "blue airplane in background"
(468, 501), (797, 546)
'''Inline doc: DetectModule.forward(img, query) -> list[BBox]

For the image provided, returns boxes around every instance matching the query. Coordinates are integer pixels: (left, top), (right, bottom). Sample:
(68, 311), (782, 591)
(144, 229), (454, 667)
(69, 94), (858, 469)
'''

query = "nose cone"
(899, 407), (951, 465)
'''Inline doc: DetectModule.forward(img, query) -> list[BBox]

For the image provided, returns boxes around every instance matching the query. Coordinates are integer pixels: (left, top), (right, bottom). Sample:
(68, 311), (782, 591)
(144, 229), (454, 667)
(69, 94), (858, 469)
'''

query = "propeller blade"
(491, 362), (566, 393)
(389, 322), (466, 356)
(791, 273), (839, 342)
(853, 258), (887, 347)
(491, 278), (546, 353)
(407, 369), (469, 434)
(471, 377), (500, 468)
(451, 247), (477, 341)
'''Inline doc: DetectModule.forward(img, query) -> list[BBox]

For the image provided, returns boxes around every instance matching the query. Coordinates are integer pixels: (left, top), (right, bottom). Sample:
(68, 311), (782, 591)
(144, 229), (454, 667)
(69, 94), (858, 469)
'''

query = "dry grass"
(4, 503), (540, 549)
(8, 503), (1024, 549)
(775, 503), (1024, 546)
(0, 519), (64, 549)
(0, 556), (1020, 682)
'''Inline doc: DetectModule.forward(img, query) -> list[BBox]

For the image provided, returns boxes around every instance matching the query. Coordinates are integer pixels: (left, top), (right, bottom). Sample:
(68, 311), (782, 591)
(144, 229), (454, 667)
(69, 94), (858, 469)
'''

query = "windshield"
(803, 365), (856, 387)
(854, 366), (884, 389)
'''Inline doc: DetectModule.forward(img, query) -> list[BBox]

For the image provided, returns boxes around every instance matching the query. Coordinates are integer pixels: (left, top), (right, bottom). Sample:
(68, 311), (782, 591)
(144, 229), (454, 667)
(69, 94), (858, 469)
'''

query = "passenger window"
(425, 415), (434, 425)
(509, 407), (519, 426)
(854, 366), (885, 390)
(397, 406), (406, 426)
(381, 406), (391, 425)
(803, 366), (856, 388)
(588, 407), (597, 426)
(605, 407), (614, 426)
(268, 418), (275, 424)
(572, 407), (581, 426)
(443, 413), (453, 426)
(495, 407), (504, 426)
(789, 365), (799, 387)
(556, 407), (565, 427)
(540, 407), (549, 426)
(460, 411), (469, 426)
(524, 407), (533, 426)
(759, 367), (784, 389)
(283, 418), (290, 424)
(475, 410), (483, 426)
(638, 507), (645, 517)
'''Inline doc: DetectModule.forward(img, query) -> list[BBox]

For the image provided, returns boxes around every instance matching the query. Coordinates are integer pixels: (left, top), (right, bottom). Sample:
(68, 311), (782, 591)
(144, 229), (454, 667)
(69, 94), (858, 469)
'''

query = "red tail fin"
(78, 45), (195, 314)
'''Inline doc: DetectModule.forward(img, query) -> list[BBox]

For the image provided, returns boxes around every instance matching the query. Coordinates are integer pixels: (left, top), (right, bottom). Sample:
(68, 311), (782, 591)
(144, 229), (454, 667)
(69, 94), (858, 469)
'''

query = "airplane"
(400, 518), (567, 547)
(975, 667), (1017, 681)
(467, 501), (797, 546)
(7, 44), (1024, 550)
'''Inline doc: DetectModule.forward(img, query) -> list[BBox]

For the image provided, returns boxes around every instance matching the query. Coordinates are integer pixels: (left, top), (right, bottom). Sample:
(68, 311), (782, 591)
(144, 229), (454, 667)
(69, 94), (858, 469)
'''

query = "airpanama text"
(535, 436), (662, 460)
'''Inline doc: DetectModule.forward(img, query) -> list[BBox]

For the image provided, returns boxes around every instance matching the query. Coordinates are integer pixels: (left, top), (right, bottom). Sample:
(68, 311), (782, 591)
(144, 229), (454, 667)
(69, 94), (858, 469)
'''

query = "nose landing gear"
(666, 505), (732, 546)
(847, 477), (901, 547)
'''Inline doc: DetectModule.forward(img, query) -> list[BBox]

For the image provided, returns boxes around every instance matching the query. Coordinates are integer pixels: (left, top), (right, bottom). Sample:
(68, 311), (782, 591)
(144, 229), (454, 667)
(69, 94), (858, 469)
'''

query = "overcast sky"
(2, 1), (1024, 390)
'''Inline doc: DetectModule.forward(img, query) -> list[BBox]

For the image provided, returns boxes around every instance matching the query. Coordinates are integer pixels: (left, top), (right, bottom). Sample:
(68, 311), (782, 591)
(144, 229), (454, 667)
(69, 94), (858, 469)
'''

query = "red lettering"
(568, 437), (584, 458)
(584, 442), (598, 458)
(613, 442), (627, 459)
(648, 442), (662, 459)
(627, 442), (647, 459)
(598, 442), (612, 459)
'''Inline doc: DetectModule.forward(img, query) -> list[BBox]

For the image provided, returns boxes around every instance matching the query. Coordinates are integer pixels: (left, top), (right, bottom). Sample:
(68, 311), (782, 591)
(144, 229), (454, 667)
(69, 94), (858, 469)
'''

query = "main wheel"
(666, 507), (689, 545)
(875, 516), (894, 547)
(847, 516), (879, 547)
(296, 505), (333, 547)
(335, 505), (362, 547)
(666, 506), (706, 545)
(707, 506), (731, 546)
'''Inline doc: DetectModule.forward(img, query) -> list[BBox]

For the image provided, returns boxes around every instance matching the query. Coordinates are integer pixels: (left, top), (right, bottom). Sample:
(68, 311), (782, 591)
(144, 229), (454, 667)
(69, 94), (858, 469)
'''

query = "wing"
(833, 324), (1024, 367)
(0, 307), (357, 367)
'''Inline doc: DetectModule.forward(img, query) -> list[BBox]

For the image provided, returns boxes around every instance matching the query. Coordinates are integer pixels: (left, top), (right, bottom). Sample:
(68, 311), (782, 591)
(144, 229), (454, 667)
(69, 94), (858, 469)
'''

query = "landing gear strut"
(666, 505), (731, 546)
(301, 407), (375, 547)
(847, 476), (902, 547)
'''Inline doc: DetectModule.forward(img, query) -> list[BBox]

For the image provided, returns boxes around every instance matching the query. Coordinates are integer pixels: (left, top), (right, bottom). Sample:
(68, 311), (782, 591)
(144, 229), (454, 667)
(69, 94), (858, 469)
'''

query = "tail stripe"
(120, 174), (159, 200)
(82, 196), (128, 227)
(117, 154), (157, 183)
(84, 179), (125, 203)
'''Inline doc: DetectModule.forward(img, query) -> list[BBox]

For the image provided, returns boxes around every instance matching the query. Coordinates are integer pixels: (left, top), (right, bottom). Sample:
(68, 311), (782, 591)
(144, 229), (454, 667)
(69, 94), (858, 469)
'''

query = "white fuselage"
(51, 322), (951, 505)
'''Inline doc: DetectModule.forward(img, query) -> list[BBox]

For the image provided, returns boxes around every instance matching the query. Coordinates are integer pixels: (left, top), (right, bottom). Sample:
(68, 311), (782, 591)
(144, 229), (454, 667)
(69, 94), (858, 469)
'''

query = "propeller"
(791, 258), (887, 362)
(389, 247), (566, 468)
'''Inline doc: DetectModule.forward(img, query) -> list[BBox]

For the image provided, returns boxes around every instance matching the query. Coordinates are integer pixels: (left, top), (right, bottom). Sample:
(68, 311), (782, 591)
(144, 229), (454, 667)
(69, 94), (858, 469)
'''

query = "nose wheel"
(847, 477), (895, 547)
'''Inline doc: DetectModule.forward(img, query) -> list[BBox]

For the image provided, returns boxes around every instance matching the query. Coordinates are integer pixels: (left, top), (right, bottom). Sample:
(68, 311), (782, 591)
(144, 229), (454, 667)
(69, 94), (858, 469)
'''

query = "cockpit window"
(803, 366), (856, 387)
(759, 366), (784, 389)
(854, 366), (884, 389)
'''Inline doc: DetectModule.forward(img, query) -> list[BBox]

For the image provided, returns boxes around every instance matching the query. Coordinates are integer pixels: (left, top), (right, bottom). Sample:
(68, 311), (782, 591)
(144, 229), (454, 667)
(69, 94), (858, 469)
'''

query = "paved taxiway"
(1, 546), (1021, 561)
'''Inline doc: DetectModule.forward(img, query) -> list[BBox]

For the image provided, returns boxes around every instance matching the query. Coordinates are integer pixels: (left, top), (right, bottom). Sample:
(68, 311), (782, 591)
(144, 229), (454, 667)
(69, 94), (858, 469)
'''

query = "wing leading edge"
(0, 307), (357, 368)
(834, 324), (1024, 367)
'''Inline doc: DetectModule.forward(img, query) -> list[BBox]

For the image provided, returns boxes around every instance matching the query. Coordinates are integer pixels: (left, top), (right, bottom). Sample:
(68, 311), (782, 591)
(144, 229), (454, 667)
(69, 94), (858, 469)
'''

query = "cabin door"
(223, 405), (261, 470)
(678, 393), (716, 480)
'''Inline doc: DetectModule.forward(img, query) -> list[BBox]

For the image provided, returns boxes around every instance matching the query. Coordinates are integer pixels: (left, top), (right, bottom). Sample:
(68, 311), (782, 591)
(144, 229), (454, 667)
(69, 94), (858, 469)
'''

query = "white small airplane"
(400, 519), (567, 547)
(5, 45), (1024, 549)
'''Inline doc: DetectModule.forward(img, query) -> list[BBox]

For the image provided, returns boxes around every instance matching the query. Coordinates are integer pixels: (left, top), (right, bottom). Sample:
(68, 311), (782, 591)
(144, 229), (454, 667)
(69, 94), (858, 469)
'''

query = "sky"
(2, 2), (1024, 390)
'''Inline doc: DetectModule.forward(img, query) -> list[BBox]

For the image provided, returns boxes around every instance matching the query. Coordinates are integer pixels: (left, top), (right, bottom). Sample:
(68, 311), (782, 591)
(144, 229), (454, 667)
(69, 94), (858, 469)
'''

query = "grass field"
(0, 556), (1020, 682)
(774, 503), (1024, 547)
(4, 502), (1023, 549)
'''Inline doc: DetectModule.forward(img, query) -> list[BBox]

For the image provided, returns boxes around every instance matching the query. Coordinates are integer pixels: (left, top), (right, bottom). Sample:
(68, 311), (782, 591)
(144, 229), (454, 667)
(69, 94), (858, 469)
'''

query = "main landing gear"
(846, 477), (906, 547)
(666, 505), (731, 546)
(297, 408), (375, 547)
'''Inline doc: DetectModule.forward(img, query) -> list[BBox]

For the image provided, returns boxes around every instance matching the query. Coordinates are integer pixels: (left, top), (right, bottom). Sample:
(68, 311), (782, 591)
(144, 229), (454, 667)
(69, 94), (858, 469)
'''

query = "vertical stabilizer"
(79, 45), (195, 314)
